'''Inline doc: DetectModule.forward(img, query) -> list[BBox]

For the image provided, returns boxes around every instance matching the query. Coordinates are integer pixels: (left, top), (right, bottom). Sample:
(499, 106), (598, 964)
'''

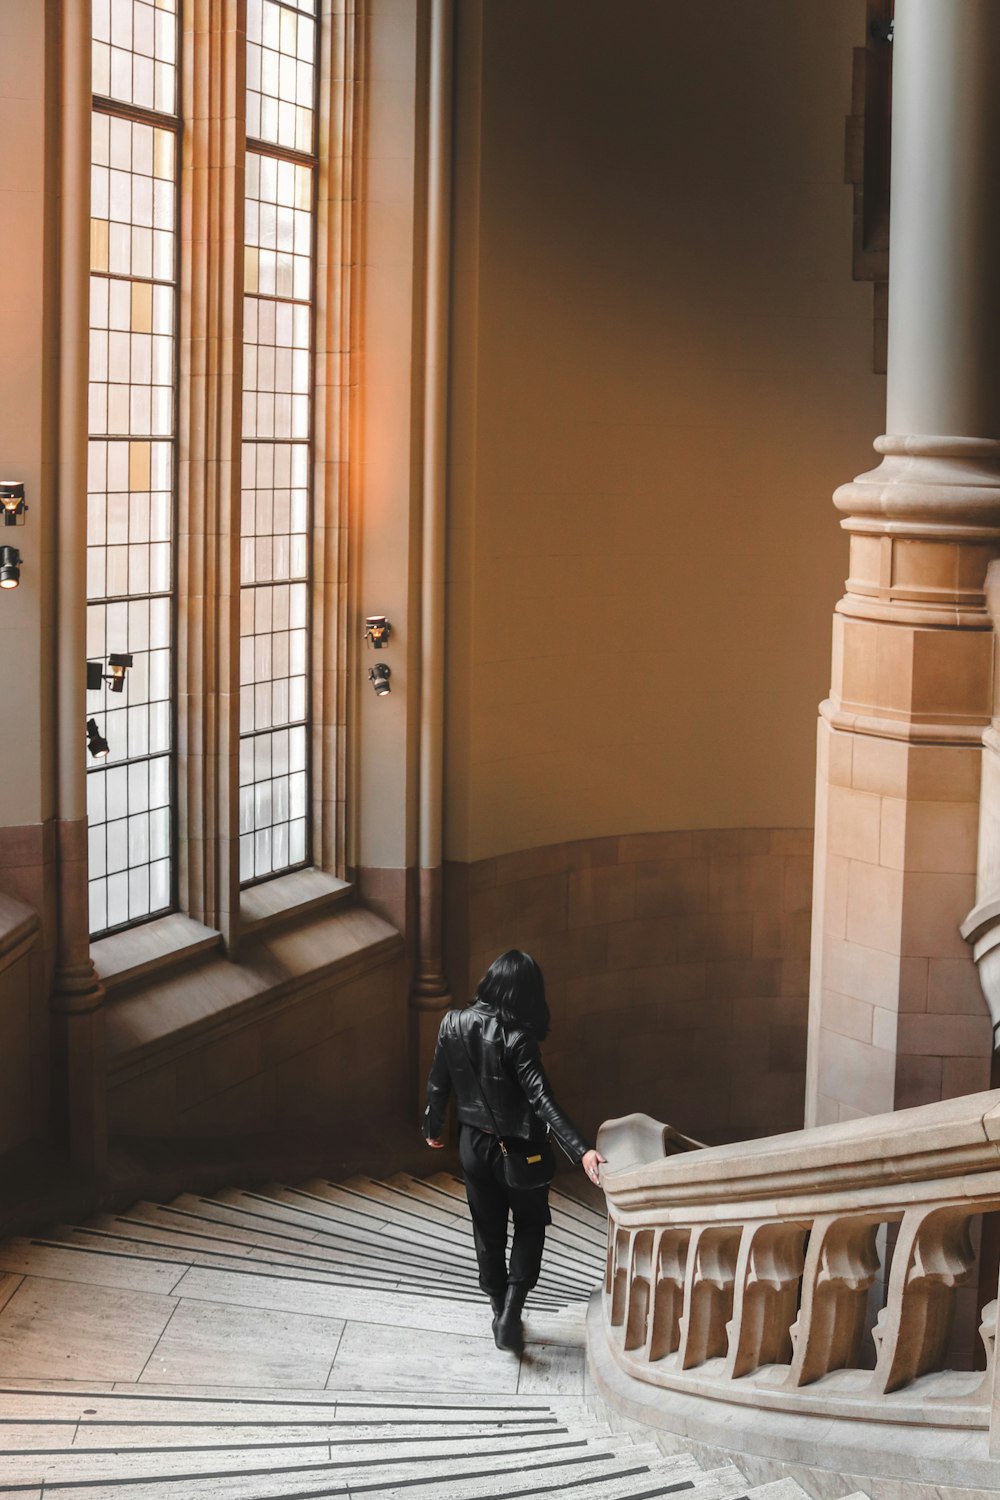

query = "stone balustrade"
(588, 1092), (1000, 1494)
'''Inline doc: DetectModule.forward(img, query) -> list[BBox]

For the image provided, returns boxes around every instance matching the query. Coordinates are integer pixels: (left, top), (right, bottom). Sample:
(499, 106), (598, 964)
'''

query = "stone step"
(0, 1436), (665, 1498)
(57, 1218), (494, 1304)
(257, 1182), (597, 1301)
(328, 1174), (604, 1286)
(353, 1174), (606, 1258)
(0, 1424), (634, 1483)
(425, 1170), (608, 1233)
(0, 1171), (866, 1500)
(383, 1170), (608, 1244)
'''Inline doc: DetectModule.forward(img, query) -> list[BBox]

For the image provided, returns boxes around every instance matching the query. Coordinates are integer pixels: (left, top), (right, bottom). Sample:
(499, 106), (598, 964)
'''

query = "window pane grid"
(240, 133), (315, 884)
(93, 0), (179, 116)
(247, 0), (318, 154)
(88, 11), (178, 938)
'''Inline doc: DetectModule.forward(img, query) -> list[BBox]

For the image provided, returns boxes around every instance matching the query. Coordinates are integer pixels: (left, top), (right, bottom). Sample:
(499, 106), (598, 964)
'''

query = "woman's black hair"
(473, 949), (550, 1041)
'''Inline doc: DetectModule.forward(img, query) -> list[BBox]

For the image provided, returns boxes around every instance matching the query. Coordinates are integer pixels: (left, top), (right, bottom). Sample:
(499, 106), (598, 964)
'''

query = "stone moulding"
(590, 1097), (1000, 1490)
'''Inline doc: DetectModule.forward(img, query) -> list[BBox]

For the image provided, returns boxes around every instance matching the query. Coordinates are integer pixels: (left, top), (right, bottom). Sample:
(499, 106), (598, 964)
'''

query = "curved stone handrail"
(590, 1093), (1000, 1491)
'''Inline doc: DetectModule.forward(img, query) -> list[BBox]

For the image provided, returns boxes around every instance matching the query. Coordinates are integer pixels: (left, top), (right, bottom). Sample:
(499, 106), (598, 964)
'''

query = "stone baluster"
(977, 1298), (997, 1403)
(724, 1222), (807, 1379)
(608, 1222), (631, 1327)
(678, 1225), (742, 1369)
(647, 1228), (691, 1362)
(604, 1216), (615, 1297)
(785, 1215), (882, 1388)
(871, 1206), (976, 1394)
(624, 1230), (655, 1352)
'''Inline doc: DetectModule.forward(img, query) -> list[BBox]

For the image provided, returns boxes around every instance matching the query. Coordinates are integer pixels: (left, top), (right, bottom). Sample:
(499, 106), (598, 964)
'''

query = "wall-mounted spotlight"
(86, 718), (110, 761)
(86, 652), (134, 692)
(368, 663), (392, 696)
(364, 615), (392, 649)
(106, 652), (133, 692)
(0, 546), (21, 590)
(0, 482), (26, 527)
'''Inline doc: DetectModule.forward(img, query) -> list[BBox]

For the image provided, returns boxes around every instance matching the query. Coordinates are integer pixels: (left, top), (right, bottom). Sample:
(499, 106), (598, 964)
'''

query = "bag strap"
(453, 1011), (510, 1156)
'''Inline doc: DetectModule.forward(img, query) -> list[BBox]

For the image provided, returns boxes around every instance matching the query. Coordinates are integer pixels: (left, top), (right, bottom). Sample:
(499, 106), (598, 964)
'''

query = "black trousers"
(459, 1124), (552, 1296)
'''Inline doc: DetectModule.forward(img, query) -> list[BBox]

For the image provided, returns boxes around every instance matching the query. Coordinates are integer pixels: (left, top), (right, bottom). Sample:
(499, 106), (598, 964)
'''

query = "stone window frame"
(91, 0), (360, 974)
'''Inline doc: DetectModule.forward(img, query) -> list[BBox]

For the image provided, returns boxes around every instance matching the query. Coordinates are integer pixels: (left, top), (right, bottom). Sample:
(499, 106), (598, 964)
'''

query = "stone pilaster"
(176, 0), (246, 946)
(312, 0), (361, 879)
(807, 0), (1000, 1123)
(51, 0), (106, 1171)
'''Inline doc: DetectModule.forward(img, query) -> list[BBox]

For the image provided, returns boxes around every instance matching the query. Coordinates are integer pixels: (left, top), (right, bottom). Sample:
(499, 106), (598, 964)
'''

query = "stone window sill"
(239, 867), (352, 938)
(92, 913), (222, 998)
(104, 899), (402, 1085)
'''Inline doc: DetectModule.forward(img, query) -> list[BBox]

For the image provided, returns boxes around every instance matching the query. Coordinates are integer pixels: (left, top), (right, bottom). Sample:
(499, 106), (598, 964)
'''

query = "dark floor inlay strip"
(0, 1424), (568, 1456)
(0, 1389), (555, 1411)
(0, 1415), (560, 1430)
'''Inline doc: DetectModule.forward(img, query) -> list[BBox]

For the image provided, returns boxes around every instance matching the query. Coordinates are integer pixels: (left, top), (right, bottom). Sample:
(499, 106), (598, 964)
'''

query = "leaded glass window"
(239, 0), (318, 885)
(87, 0), (179, 936)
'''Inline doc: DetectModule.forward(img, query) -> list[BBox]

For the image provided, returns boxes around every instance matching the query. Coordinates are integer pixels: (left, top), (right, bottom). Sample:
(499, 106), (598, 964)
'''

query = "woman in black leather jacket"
(423, 949), (605, 1354)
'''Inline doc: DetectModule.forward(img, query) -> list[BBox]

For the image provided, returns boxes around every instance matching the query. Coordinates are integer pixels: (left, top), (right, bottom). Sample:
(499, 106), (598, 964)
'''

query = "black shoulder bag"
(455, 1017), (556, 1191)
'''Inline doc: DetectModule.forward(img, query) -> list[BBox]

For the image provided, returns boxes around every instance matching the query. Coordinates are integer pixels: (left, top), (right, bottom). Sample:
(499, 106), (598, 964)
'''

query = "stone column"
(806, 0), (1000, 1125)
(176, 0), (245, 948)
(50, 0), (108, 1172)
(411, 0), (456, 1101)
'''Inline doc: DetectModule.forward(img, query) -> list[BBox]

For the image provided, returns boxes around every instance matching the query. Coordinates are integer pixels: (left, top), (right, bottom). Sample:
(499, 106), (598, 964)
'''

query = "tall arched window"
(85, 0), (353, 947)
(239, 0), (318, 885)
(87, 0), (180, 936)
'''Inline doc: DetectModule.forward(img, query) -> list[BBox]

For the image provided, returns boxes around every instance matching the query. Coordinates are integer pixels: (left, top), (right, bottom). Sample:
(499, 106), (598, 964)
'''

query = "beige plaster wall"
(0, 0), (55, 832)
(0, 1), (56, 1155)
(445, 0), (886, 864)
(352, 0), (424, 874)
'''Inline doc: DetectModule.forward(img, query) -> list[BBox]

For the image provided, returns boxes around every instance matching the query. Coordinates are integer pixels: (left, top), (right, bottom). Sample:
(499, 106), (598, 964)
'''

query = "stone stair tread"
(382, 1172), (606, 1249)
(0, 1440), (648, 1499)
(158, 1196), (505, 1284)
(741, 1481), (813, 1500)
(0, 1388), (564, 1418)
(216, 1185), (591, 1301)
(57, 1217), (510, 1304)
(338, 1174), (469, 1225)
(0, 1171), (870, 1500)
(281, 1179), (472, 1245)
(383, 1172), (605, 1265)
(0, 1427), (636, 1482)
(201, 1188), (585, 1298)
(424, 1171), (607, 1234)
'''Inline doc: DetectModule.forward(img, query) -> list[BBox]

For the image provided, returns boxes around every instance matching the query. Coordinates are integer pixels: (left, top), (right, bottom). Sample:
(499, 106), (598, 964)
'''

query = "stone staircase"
(0, 1171), (867, 1499)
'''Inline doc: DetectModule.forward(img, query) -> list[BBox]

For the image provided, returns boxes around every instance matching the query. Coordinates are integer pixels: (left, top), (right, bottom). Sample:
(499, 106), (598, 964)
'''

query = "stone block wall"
(444, 829), (813, 1149)
(107, 951), (409, 1141)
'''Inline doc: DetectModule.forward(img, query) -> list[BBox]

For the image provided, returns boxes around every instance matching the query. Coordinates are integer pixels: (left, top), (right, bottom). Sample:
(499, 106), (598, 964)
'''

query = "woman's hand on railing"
(582, 1148), (606, 1186)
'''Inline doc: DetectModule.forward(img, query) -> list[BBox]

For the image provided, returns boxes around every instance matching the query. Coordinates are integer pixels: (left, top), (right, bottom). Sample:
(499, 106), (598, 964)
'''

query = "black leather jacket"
(422, 1000), (591, 1164)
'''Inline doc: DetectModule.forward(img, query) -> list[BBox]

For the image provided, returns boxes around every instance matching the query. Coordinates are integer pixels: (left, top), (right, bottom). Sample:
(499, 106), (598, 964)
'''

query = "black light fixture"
(106, 652), (133, 692)
(0, 482), (26, 527)
(368, 663), (392, 696)
(0, 546), (21, 590)
(86, 652), (134, 692)
(86, 718), (110, 761)
(364, 615), (392, 649)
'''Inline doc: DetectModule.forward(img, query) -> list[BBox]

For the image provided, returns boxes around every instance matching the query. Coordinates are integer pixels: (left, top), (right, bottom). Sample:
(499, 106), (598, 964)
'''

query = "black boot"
(494, 1281), (528, 1354)
(486, 1288), (506, 1342)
